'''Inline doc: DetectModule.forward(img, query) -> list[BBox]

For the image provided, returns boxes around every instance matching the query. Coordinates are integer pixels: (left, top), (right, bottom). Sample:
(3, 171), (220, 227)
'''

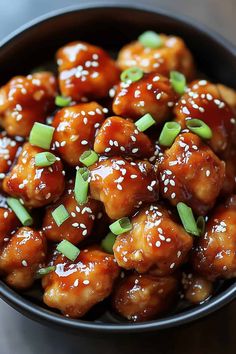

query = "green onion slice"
(56, 240), (80, 261)
(197, 216), (206, 236)
(55, 95), (71, 107)
(35, 266), (56, 278)
(7, 197), (33, 226)
(177, 202), (199, 236)
(120, 67), (144, 83)
(35, 152), (57, 167)
(52, 204), (69, 227)
(101, 232), (117, 254)
(79, 150), (99, 167)
(186, 119), (212, 140)
(170, 71), (186, 95)
(159, 121), (181, 146)
(29, 122), (55, 150)
(135, 113), (156, 132)
(74, 167), (89, 205)
(109, 217), (133, 235)
(138, 31), (163, 48)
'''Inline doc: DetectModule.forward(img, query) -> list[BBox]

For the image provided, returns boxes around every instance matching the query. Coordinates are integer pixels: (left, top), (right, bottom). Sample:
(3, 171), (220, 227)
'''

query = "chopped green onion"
(170, 71), (186, 95)
(120, 67), (144, 83)
(29, 122), (55, 149)
(159, 121), (181, 146)
(74, 167), (89, 204)
(101, 232), (117, 254)
(56, 240), (80, 261)
(35, 266), (56, 278)
(35, 152), (57, 167)
(52, 204), (69, 227)
(138, 31), (163, 48)
(7, 197), (33, 226)
(197, 216), (206, 236)
(55, 95), (71, 107)
(135, 113), (156, 132)
(109, 217), (132, 235)
(79, 150), (99, 167)
(177, 202), (199, 236)
(186, 119), (212, 140)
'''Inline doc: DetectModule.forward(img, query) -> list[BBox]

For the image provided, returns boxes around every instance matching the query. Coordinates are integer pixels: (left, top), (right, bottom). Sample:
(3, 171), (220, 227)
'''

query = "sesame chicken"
(56, 42), (120, 101)
(42, 248), (120, 318)
(3, 143), (65, 208)
(52, 102), (105, 166)
(113, 204), (193, 275)
(0, 72), (57, 137)
(117, 34), (195, 80)
(158, 133), (225, 215)
(0, 227), (47, 289)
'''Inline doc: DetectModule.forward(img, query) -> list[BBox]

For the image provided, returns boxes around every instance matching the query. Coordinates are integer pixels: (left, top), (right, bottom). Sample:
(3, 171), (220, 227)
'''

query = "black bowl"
(0, 2), (236, 334)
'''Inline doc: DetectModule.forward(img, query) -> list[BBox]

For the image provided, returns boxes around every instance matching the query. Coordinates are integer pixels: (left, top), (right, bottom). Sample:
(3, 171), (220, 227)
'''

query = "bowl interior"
(0, 4), (236, 332)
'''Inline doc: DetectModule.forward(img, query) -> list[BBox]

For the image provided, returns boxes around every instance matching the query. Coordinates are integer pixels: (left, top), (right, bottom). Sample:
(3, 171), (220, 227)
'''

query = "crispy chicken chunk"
(0, 227), (46, 289)
(43, 182), (101, 244)
(113, 204), (193, 275)
(117, 34), (195, 80)
(182, 273), (213, 304)
(52, 102), (104, 166)
(3, 143), (65, 208)
(174, 80), (235, 154)
(192, 196), (236, 280)
(0, 132), (20, 182)
(42, 248), (120, 318)
(0, 72), (57, 137)
(158, 133), (225, 215)
(94, 116), (154, 158)
(56, 41), (120, 101)
(112, 273), (178, 322)
(89, 157), (158, 219)
(112, 73), (178, 122)
(0, 206), (19, 247)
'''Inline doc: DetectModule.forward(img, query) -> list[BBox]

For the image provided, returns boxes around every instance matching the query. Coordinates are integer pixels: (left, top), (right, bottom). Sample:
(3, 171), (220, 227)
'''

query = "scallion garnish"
(35, 266), (56, 278)
(159, 121), (181, 146)
(197, 216), (206, 236)
(170, 71), (186, 95)
(138, 31), (163, 48)
(74, 167), (89, 205)
(120, 67), (144, 83)
(29, 122), (55, 150)
(79, 150), (99, 167)
(56, 240), (80, 261)
(101, 232), (117, 254)
(55, 95), (71, 107)
(109, 217), (133, 235)
(135, 113), (156, 132)
(186, 119), (212, 140)
(52, 204), (69, 227)
(177, 202), (199, 236)
(7, 197), (33, 226)
(35, 152), (57, 167)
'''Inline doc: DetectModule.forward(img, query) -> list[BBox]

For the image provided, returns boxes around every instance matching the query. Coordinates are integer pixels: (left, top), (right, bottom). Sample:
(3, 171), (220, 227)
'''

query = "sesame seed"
(73, 279), (79, 287)
(22, 260), (28, 267)
(83, 280), (90, 285)
(81, 140), (88, 145)
(132, 148), (139, 153)
(156, 241), (161, 247)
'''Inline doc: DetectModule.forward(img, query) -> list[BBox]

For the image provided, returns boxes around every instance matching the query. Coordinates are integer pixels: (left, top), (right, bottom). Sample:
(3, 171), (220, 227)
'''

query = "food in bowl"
(0, 30), (236, 323)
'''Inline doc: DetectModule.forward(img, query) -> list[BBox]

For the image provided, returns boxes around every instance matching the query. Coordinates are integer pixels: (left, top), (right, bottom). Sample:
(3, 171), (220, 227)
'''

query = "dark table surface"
(0, 0), (235, 353)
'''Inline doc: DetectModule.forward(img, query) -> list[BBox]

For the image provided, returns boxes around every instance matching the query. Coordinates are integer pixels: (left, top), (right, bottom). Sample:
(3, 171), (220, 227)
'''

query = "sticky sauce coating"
(0, 32), (235, 322)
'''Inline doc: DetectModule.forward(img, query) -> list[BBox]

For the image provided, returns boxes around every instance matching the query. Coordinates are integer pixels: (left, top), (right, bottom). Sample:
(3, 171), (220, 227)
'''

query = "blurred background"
(0, 0), (235, 353)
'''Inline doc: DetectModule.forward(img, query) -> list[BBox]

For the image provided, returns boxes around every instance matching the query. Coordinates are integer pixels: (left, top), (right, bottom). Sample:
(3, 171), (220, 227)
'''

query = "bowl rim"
(0, 1), (236, 333)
